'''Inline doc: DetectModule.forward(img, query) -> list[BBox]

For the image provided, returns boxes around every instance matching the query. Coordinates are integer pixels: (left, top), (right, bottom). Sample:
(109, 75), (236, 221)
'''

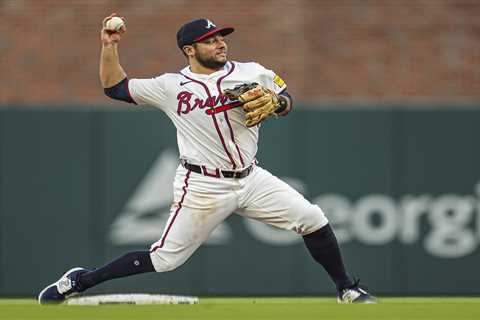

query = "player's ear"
(182, 45), (195, 58)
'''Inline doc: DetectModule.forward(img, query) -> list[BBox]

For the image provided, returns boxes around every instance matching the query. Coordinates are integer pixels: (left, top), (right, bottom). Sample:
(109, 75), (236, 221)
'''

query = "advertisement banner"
(0, 108), (479, 296)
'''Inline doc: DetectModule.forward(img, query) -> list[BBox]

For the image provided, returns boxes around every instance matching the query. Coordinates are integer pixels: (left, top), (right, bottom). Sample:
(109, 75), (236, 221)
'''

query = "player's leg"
(77, 193), (235, 293)
(238, 166), (376, 303)
(38, 166), (237, 304)
(237, 166), (351, 288)
(38, 250), (155, 304)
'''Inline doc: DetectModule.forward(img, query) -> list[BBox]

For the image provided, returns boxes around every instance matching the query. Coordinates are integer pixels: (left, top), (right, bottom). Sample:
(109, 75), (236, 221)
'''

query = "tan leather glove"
(224, 83), (280, 127)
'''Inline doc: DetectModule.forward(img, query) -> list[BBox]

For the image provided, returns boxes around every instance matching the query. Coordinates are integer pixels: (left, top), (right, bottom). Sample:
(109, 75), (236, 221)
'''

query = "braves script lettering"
(177, 91), (230, 115)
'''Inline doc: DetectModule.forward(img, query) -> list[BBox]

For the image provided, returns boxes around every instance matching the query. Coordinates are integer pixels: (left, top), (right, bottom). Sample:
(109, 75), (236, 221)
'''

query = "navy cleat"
(337, 279), (377, 304)
(38, 267), (89, 305)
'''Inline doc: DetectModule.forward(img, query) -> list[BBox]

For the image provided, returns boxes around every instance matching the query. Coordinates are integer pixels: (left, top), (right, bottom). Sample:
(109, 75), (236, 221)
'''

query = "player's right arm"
(100, 14), (127, 88)
(99, 14), (168, 107)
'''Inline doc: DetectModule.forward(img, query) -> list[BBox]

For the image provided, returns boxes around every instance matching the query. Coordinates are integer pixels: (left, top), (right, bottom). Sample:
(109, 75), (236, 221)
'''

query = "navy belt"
(181, 160), (253, 179)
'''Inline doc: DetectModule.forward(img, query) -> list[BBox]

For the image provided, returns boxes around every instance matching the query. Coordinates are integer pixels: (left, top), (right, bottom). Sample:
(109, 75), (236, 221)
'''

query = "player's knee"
(149, 251), (188, 273)
(296, 204), (329, 235)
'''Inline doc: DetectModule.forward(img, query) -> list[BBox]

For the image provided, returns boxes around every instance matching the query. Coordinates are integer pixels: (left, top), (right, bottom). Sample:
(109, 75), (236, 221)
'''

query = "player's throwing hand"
(101, 13), (126, 45)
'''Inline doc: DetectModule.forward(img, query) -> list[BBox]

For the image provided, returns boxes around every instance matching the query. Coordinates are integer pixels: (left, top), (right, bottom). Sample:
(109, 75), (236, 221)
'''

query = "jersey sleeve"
(128, 75), (168, 108)
(254, 63), (287, 94)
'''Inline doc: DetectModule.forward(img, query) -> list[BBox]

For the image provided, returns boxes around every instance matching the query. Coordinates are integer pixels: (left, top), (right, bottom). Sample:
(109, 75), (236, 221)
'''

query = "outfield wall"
(0, 107), (479, 296)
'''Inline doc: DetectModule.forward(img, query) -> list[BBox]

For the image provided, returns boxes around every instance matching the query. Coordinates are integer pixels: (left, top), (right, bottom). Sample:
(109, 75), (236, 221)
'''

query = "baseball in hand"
(105, 16), (125, 32)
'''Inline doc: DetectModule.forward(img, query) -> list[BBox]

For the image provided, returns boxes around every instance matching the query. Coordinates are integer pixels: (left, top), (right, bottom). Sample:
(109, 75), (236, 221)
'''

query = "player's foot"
(337, 279), (377, 304)
(38, 267), (89, 305)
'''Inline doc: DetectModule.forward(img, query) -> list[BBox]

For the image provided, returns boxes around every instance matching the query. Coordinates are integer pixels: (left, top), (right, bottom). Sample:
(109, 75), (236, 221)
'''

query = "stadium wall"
(2, 0), (480, 105)
(0, 106), (479, 296)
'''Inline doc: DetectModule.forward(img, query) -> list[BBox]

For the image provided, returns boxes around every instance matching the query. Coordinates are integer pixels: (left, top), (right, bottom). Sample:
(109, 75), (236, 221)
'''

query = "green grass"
(1, 297), (480, 320)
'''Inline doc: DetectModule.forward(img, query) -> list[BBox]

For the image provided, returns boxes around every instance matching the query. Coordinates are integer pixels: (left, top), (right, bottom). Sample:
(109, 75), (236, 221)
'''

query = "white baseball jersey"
(128, 61), (286, 171)
(126, 61), (328, 272)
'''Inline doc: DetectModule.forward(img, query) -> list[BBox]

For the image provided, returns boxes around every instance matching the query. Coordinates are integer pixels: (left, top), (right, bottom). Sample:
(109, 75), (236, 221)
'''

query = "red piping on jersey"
(180, 67), (237, 169)
(215, 62), (245, 167)
(223, 111), (245, 167)
(150, 169), (191, 253)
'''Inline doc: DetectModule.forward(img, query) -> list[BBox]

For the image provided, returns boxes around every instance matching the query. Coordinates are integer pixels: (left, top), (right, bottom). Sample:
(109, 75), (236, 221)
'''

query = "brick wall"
(1, 0), (479, 106)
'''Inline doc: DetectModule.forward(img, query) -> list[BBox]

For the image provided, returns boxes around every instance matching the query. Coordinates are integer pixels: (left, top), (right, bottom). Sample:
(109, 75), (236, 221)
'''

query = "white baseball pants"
(149, 164), (329, 272)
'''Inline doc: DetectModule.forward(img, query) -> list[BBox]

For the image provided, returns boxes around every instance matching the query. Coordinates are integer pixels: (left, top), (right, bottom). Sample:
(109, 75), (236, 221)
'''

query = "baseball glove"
(224, 83), (280, 127)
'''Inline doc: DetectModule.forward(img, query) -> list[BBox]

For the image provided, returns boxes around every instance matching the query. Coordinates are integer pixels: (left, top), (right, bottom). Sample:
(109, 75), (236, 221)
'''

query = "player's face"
(193, 34), (228, 70)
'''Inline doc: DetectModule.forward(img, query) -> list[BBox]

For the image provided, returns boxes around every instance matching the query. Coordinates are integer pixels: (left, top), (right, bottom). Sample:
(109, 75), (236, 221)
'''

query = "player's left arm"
(276, 90), (292, 116)
(256, 63), (292, 116)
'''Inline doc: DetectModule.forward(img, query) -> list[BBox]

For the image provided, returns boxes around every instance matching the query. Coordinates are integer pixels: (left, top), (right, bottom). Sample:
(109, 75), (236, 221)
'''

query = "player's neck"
(189, 60), (224, 75)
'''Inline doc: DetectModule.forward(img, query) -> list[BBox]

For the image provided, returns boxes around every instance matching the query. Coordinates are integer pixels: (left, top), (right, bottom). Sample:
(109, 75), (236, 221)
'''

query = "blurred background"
(0, 0), (479, 297)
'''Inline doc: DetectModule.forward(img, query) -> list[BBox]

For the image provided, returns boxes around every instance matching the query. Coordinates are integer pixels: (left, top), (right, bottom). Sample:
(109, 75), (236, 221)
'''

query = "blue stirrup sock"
(303, 224), (354, 291)
(77, 250), (155, 291)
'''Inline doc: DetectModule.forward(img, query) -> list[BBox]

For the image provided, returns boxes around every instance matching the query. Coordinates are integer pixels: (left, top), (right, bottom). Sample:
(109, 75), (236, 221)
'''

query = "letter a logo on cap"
(205, 19), (216, 29)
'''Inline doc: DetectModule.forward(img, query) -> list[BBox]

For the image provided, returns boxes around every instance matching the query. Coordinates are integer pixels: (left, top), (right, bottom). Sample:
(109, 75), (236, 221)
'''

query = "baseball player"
(38, 14), (376, 304)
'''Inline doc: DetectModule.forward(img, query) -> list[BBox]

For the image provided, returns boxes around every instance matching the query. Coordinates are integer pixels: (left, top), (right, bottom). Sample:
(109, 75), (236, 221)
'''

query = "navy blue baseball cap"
(177, 18), (234, 49)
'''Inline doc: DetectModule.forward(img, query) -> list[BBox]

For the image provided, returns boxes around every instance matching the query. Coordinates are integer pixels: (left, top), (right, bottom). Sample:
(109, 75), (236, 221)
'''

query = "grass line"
(0, 297), (479, 320)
